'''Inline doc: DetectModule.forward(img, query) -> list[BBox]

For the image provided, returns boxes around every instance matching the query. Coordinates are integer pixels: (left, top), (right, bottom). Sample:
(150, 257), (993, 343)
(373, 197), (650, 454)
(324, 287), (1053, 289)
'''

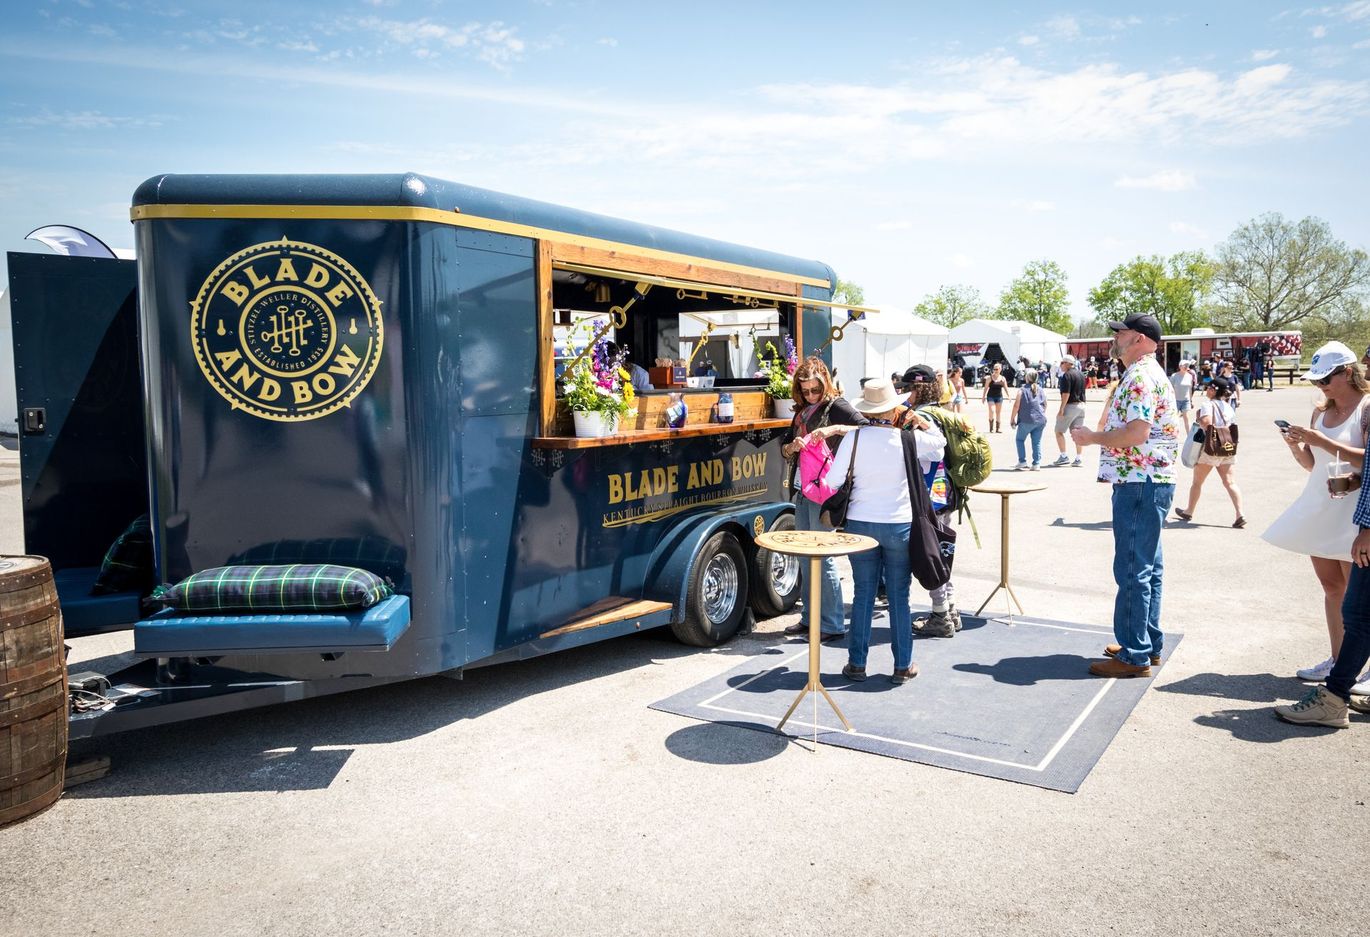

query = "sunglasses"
(800, 383), (824, 397)
(1313, 366), (1345, 387)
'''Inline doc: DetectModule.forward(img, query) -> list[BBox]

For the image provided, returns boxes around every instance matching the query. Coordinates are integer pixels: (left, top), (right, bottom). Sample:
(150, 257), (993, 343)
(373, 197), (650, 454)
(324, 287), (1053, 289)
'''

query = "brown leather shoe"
(1105, 644), (1161, 667)
(891, 665), (919, 685)
(1089, 657), (1152, 678)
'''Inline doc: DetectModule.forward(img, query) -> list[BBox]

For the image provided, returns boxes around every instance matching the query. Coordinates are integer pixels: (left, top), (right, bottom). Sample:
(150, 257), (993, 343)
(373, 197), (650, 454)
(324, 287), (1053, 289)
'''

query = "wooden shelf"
(532, 418), (790, 449)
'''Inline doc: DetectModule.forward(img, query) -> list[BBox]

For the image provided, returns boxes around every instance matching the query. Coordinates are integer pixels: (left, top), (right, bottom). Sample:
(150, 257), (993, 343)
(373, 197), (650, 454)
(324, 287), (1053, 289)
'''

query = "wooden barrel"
(0, 556), (67, 827)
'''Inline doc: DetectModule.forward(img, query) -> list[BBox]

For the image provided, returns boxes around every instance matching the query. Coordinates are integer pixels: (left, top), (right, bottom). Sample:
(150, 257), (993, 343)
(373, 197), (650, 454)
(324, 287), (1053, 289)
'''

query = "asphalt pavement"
(1, 386), (1367, 937)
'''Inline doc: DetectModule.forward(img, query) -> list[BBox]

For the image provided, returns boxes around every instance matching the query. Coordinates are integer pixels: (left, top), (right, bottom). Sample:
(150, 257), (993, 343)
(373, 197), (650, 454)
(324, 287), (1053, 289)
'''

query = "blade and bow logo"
(191, 237), (383, 422)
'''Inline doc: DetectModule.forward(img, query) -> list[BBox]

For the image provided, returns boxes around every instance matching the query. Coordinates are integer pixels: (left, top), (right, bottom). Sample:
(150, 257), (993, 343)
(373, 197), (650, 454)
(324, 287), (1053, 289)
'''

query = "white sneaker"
(1296, 657), (1336, 681)
(1053, 454), (1070, 466)
(1014, 462), (1028, 471)
(1030, 464), (1041, 471)
(1072, 457), (1084, 467)
(1351, 670), (1370, 697)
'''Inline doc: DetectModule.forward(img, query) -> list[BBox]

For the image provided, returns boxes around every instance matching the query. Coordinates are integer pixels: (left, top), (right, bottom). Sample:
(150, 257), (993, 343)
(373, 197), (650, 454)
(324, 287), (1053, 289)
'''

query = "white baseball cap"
(1304, 341), (1358, 381)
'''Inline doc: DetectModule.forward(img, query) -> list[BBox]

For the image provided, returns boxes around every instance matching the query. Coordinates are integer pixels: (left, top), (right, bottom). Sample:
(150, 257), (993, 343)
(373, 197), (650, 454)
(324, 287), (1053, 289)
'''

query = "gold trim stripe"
(130, 203), (831, 289)
(556, 261), (877, 314)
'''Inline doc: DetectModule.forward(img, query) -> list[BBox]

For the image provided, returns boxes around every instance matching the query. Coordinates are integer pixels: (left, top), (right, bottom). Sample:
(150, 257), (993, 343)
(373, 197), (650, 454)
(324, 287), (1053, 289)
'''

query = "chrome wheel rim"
(770, 551), (800, 599)
(702, 553), (740, 624)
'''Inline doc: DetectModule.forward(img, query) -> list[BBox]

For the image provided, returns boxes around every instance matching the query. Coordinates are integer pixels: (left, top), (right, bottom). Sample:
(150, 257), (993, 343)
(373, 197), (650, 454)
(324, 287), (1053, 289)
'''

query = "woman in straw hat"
(822, 377), (939, 684)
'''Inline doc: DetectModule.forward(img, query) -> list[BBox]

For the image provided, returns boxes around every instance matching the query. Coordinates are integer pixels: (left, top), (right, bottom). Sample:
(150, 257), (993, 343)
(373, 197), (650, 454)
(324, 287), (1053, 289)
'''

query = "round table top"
(755, 529), (878, 557)
(971, 479), (1048, 495)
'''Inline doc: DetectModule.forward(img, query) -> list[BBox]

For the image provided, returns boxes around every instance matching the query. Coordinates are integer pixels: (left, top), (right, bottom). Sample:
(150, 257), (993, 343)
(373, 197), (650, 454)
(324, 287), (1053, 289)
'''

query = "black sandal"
(1233, 516), (1246, 529)
(1174, 509), (1193, 521)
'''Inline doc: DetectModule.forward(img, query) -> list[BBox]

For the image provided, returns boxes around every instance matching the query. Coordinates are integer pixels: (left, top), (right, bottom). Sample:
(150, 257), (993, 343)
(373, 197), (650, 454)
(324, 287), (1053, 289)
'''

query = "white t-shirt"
(1170, 371), (1194, 400)
(1197, 399), (1236, 427)
(823, 426), (913, 523)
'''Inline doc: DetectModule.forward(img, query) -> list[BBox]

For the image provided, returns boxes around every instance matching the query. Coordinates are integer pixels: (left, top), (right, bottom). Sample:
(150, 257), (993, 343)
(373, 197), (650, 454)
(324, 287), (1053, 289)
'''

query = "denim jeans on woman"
(1327, 562), (1370, 702)
(1014, 421), (1046, 466)
(792, 493), (847, 636)
(844, 518), (914, 672)
(1110, 479), (1174, 666)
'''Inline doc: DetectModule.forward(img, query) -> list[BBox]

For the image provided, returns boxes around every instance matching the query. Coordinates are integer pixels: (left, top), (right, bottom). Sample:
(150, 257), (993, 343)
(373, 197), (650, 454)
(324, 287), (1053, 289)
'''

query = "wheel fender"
(644, 502), (793, 612)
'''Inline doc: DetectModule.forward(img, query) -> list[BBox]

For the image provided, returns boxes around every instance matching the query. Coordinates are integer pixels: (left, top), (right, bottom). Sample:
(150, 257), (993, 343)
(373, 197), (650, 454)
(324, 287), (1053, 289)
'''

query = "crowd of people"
(776, 315), (1370, 726)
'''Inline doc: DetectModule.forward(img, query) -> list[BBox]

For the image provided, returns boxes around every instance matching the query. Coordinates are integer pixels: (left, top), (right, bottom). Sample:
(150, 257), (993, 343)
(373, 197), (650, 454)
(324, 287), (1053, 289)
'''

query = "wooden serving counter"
(533, 388), (793, 449)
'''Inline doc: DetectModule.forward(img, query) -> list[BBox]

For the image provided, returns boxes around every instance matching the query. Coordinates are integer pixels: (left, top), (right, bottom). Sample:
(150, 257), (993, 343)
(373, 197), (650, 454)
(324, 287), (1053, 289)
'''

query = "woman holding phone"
(1263, 341), (1370, 690)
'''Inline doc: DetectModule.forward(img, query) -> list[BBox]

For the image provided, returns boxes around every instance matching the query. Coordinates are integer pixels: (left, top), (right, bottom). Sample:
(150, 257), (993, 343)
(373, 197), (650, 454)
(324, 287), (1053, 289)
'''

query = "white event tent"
(828, 306), (949, 393)
(947, 319), (1068, 370)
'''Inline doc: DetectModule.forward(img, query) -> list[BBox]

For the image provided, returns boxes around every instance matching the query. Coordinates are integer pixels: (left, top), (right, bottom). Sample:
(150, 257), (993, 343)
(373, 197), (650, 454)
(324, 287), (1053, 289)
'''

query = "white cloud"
(1046, 15), (1081, 39)
(1251, 49), (1280, 61)
(9, 110), (165, 130)
(596, 37), (618, 47)
(950, 253), (973, 269)
(354, 17), (526, 69)
(1115, 170), (1198, 191)
(1169, 221), (1208, 239)
(1342, 1), (1370, 21)
(1356, 38), (1370, 48)
(1311, 24), (1329, 38)
(1018, 35), (1040, 46)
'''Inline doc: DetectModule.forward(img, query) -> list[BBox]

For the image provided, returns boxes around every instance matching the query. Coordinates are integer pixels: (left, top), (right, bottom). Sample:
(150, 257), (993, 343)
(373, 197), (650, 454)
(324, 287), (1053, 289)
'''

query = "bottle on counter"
(666, 393), (688, 429)
(715, 391), (734, 424)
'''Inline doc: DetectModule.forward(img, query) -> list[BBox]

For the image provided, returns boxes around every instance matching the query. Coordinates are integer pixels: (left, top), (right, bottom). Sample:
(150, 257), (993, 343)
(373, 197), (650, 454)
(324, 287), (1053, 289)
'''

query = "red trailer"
(1064, 329), (1302, 376)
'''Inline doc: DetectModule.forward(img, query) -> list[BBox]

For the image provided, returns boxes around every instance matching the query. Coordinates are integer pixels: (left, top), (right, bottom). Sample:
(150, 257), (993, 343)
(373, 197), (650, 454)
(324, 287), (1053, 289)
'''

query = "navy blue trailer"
(10, 173), (859, 737)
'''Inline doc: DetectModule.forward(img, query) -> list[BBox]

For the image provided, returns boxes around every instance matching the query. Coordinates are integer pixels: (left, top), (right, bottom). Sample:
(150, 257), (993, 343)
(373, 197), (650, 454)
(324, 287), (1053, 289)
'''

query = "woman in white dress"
(1174, 376), (1246, 528)
(1262, 342), (1369, 687)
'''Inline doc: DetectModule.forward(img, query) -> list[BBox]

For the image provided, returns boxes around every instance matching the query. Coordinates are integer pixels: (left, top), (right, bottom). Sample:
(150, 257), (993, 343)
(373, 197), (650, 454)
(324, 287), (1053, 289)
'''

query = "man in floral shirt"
(1070, 313), (1181, 678)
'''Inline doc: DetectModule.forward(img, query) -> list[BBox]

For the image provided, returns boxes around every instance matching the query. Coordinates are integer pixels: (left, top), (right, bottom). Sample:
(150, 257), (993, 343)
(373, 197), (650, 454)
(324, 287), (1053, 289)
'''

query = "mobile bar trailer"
(10, 173), (870, 739)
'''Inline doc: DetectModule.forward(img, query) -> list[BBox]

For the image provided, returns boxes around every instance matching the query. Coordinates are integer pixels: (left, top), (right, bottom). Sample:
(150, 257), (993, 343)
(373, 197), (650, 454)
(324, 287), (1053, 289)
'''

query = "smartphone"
(1274, 419), (1291, 432)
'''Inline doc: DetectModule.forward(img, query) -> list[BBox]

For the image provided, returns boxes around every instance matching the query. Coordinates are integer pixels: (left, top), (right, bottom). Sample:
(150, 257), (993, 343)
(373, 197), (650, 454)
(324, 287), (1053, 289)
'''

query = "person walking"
(895, 365), (958, 637)
(1170, 360), (1195, 434)
(822, 378), (929, 684)
(1070, 314), (1182, 678)
(1174, 376), (1246, 528)
(1220, 361), (1242, 409)
(1053, 354), (1087, 466)
(778, 357), (867, 642)
(1010, 368), (1048, 471)
(1263, 341), (1370, 690)
(1275, 428), (1370, 727)
(982, 363), (1010, 433)
(948, 368), (967, 414)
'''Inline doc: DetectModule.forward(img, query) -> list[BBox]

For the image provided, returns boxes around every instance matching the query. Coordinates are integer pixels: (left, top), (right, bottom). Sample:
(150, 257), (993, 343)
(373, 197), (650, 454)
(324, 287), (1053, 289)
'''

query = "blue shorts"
(1177, 398), (1190, 413)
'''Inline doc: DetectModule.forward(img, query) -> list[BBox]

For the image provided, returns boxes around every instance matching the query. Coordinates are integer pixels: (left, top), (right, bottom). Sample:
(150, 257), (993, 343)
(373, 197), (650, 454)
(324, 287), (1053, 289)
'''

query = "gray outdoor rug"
(651, 608), (1180, 793)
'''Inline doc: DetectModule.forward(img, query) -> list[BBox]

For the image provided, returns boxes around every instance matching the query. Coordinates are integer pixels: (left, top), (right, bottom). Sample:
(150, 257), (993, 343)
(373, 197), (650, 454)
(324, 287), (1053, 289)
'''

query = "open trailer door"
(7, 252), (149, 635)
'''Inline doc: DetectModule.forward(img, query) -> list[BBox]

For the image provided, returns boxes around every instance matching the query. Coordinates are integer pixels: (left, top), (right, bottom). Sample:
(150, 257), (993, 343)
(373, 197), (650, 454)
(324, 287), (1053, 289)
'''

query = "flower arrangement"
(757, 337), (799, 400)
(561, 321), (636, 422)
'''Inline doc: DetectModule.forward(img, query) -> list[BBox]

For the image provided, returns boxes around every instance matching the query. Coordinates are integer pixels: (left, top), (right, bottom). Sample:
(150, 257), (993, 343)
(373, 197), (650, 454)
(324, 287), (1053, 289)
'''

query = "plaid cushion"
(151, 564), (392, 614)
(91, 515), (154, 596)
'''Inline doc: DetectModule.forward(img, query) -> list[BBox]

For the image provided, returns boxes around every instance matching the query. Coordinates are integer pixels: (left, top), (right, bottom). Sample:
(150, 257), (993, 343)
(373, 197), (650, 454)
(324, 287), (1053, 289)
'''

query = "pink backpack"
(798, 434), (837, 504)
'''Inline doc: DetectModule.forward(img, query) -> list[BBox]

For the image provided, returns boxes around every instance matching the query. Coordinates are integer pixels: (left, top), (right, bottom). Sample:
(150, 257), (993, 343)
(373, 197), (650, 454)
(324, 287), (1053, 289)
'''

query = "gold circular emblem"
(190, 237), (383, 422)
(753, 515), (765, 537)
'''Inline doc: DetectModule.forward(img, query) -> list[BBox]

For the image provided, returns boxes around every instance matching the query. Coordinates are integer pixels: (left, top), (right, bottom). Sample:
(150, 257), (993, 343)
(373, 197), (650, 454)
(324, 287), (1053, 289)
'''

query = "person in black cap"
(1174, 376), (1246, 527)
(1069, 312), (1182, 678)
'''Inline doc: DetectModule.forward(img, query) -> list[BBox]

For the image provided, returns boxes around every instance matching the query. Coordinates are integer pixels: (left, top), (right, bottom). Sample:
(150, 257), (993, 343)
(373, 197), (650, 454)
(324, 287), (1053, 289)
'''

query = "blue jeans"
(844, 519), (913, 671)
(1328, 563), (1370, 702)
(792, 493), (847, 635)
(1110, 481), (1174, 666)
(1014, 421), (1045, 465)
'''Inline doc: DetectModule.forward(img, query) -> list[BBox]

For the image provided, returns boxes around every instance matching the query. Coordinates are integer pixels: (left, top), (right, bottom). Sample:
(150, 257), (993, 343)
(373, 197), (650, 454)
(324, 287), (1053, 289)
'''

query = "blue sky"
(2, 0), (1369, 322)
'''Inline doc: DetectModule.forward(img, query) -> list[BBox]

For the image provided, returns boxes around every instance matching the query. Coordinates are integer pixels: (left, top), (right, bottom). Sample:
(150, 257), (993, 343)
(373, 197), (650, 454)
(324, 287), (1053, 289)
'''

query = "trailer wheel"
(749, 514), (801, 619)
(672, 531), (750, 647)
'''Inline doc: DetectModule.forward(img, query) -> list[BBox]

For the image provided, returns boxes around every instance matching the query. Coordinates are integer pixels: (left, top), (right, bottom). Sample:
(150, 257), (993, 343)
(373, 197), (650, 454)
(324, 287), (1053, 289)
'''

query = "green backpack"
(921, 406), (992, 545)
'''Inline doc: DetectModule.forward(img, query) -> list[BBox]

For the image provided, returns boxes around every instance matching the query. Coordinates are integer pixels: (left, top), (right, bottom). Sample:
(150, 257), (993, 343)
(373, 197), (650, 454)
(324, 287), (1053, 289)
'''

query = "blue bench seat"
(133, 594), (412, 657)
(55, 567), (142, 637)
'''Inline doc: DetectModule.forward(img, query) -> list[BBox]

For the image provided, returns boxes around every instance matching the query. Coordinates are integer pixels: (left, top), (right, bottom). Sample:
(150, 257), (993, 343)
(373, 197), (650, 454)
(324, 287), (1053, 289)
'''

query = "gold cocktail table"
(970, 479), (1046, 623)
(754, 528), (877, 741)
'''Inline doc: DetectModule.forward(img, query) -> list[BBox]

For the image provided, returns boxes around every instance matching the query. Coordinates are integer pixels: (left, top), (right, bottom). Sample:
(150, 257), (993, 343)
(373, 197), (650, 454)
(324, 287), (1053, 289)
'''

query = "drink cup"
(1328, 460), (1353, 499)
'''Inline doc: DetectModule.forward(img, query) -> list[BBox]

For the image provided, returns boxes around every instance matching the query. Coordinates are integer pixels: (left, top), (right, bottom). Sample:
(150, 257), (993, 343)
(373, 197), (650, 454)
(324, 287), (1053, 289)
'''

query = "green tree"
(1213, 213), (1370, 330)
(996, 260), (1072, 334)
(832, 278), (865, 307)
(1087, 251), (1214, 335)
(914, 284), (990, 329)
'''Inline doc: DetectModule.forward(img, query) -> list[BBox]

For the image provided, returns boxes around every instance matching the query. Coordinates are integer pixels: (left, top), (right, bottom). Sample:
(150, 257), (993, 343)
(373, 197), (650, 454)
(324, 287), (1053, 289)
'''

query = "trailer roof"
(132, 173), (836, 290)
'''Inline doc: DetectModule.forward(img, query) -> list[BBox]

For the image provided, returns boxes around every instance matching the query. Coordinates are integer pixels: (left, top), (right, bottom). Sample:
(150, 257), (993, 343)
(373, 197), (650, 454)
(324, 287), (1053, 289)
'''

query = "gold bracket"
(814, 310), (864, 354)
(685, 321), (717, 371)
(563, 282), (652, 374)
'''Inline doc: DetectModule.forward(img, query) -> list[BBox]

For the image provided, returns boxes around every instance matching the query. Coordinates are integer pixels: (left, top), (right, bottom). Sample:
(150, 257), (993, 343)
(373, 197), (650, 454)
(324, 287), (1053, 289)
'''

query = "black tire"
(671, 530), (750, 647)
(749, 514), (802, 619)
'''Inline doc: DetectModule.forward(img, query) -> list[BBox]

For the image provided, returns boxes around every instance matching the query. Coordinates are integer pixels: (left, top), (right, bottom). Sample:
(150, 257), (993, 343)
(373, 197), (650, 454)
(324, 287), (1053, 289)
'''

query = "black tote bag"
(900, 430), (955, 591)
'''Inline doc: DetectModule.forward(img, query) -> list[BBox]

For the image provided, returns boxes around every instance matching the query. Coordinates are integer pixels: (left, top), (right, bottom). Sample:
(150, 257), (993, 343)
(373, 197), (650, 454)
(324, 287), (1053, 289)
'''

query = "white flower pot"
(772, 398), (795, 419)
(573, 410), (619, 438)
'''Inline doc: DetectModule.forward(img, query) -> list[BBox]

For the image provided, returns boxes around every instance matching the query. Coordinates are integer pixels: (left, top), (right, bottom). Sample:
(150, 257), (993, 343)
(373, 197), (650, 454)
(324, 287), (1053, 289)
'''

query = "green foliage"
(560, 321), (636, 419)
(996, 260), (1072, 334)
(1087, 252), (1214, 335)
(833, 278), (865, 307)
(758, 339), (799, 400)
(914, 284), (990, 329)
(1213, 213), (1370, 331)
